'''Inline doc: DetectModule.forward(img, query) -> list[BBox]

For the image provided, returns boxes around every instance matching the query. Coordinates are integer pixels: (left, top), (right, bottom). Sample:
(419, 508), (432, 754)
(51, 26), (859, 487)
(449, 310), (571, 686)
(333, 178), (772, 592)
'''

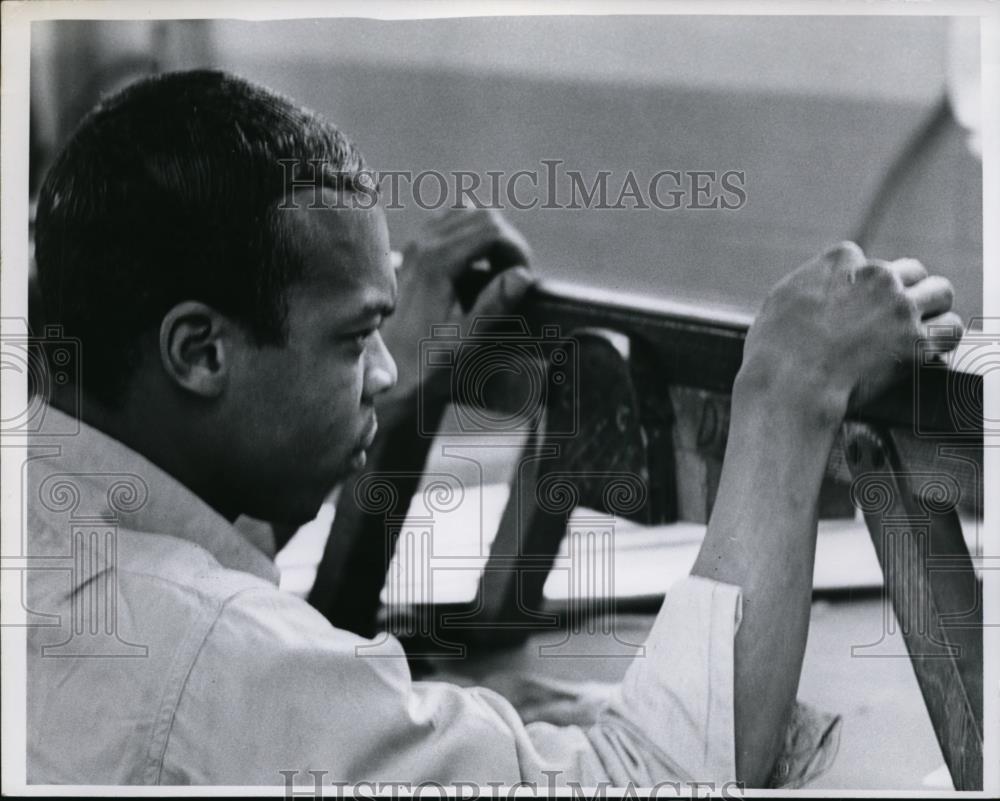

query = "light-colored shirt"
(26, 405), (837, 788)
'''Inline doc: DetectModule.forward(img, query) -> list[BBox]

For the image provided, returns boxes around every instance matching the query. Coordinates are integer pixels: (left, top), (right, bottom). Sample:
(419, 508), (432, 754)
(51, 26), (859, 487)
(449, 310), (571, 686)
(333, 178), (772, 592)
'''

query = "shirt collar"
(31, 404), (281, 585)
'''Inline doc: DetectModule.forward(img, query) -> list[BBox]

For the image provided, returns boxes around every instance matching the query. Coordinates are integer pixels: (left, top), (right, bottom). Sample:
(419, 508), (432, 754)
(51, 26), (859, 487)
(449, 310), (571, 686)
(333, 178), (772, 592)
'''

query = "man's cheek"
(321, 372), (365, 428)
(346, 363), (368, 406)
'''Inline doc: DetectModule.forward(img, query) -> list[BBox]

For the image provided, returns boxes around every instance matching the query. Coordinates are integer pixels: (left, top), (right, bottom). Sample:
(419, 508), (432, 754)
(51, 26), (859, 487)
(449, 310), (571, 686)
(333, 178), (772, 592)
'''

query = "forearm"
(691, 363), (845, 786)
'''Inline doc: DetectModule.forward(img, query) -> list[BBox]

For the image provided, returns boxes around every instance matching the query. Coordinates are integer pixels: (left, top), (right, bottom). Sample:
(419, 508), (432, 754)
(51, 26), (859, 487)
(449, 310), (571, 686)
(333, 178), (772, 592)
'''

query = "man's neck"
(50, 387), (242, 523)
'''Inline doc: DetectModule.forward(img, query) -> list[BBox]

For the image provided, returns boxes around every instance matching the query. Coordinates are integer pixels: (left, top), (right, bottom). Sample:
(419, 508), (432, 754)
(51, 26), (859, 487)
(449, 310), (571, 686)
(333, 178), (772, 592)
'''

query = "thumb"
(466, 266), (536, 319)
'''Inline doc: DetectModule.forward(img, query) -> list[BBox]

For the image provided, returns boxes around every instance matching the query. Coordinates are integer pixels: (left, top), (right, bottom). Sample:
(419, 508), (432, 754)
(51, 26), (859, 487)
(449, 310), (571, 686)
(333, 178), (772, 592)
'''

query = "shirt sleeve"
(157, 575), (794, 789)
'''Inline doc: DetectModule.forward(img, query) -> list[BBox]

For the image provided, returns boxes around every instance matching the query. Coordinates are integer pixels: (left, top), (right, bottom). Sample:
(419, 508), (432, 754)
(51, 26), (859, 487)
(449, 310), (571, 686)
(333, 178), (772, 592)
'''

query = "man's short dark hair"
(34, 69), (373, 404)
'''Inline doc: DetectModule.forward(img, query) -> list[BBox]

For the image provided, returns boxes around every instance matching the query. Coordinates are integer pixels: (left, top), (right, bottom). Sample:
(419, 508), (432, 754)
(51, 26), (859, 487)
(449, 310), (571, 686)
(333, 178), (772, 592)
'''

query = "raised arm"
(692, 241), (961, 785)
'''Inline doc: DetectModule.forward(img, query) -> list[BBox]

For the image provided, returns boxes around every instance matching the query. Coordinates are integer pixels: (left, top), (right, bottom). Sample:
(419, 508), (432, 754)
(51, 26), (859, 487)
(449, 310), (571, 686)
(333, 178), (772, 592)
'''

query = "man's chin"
(248, 454), (367, 529)
(268, 500), (328, 531)
(264, 481), (343, 529)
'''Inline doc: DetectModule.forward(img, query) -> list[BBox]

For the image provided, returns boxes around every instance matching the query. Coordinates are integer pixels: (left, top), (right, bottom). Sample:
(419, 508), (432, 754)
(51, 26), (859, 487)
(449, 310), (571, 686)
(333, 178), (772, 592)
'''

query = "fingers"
(921, 311), (964, 354)
(887, 257), (928, 287)
(906, 275), (955, 319)
(824, 244), (928, 289)
(431, 206), (488, 235)
(466, 265), (536, 318)
(836, 248), (953, 321)
(858, 257), (928, 286)
(422, 208), (532, 281)
(457, 211), (532, 270)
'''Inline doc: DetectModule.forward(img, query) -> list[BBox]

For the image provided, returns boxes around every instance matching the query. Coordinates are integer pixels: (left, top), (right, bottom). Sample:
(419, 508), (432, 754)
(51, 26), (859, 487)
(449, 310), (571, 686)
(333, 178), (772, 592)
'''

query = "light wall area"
(31, 16), (982, 316)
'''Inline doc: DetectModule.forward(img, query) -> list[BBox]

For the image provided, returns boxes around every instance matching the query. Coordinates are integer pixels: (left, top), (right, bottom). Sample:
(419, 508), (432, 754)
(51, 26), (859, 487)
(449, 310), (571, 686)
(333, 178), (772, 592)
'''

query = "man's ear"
(158, 302), (233, 398)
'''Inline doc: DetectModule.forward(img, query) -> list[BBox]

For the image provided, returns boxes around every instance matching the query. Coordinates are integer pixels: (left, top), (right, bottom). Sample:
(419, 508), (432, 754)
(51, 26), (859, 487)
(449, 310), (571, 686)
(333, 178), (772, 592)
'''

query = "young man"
(26, 70), (960, 787)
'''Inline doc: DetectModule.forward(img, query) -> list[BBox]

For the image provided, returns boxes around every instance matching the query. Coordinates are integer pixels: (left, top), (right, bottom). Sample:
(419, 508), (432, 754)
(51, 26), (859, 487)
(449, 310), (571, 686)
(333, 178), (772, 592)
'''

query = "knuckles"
(892, 292), (916, 322)
(483, 207), (503, 225)
(756, 244), (955, 395)
(897, 257), (929, 280)
(824, 240), (866, 269)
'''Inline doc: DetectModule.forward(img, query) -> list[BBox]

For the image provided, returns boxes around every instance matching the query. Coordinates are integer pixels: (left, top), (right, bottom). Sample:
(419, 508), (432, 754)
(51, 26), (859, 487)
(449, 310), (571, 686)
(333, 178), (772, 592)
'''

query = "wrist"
(733, 353), (848, 434)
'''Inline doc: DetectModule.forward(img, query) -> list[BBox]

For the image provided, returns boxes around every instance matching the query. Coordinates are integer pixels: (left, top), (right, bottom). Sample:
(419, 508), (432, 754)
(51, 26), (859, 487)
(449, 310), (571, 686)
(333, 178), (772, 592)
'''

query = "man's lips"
(358, 416), (378, 451)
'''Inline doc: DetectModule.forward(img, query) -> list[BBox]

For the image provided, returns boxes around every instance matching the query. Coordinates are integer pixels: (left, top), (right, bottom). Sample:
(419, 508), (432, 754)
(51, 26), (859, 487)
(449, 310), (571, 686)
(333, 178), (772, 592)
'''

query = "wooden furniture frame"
(308, 279), (984, 790)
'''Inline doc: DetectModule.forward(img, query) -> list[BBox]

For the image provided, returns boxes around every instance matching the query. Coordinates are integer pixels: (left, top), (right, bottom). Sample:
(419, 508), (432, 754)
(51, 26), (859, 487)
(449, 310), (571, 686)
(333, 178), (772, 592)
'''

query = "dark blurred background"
(30, 16), (983, 317)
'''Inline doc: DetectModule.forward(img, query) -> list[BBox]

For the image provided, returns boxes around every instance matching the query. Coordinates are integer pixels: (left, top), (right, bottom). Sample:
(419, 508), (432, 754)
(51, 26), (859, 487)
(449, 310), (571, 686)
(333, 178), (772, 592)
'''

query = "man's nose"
(363, 330), (398, 400)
